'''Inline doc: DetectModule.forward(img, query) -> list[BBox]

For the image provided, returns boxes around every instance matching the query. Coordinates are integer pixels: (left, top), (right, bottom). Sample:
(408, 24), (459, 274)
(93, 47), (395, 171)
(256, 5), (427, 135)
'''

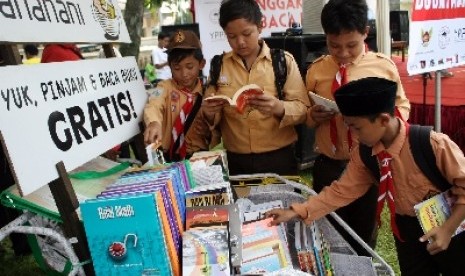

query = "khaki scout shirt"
(204, 41), (310, 154)
(291, 120), (465, 223)
(143, 79), (211, 154)
(306, 52), (411, 160)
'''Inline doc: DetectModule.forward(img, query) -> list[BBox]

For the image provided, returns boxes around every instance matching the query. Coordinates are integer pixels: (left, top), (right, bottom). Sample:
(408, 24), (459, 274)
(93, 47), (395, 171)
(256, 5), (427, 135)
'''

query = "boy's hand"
(265, 208), (299, 226)
(144, 121), (162, 145)
(202, 97), (226, 123)
(248, 94), (284, 118)
(419, 226), (452, 255)
(310, 105), (337, 124)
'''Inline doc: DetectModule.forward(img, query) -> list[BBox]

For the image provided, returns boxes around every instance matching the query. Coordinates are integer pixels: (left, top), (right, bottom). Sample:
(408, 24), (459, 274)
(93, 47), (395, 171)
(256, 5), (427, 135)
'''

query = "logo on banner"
(421, 28), (433, 47)
(92, 0), (121, 40)
(438, 26), (451, 49)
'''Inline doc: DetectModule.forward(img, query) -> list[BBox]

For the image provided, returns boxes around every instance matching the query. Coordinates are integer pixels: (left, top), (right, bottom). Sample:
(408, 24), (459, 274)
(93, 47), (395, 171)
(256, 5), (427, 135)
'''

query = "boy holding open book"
(267, 77), (465, 276)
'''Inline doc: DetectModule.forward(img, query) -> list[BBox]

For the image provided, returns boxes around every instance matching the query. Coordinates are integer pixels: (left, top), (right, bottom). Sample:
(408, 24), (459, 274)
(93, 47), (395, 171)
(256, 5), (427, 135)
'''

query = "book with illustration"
(309, 91), (339, 113)
(414, 189), (465, 236)
(80, 194), (172, 276)
(205, 84), (264, 113)
(182, 225), (230, 276)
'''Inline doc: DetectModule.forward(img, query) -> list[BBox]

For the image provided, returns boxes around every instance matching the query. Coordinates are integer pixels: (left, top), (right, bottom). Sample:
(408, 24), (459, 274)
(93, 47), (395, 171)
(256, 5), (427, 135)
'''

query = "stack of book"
(80, 161), (193, 276)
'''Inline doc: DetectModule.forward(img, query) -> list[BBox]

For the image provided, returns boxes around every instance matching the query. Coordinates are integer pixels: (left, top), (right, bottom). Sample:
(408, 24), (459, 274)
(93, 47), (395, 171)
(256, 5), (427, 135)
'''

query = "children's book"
(80, 194), (172, 276)
(309, 91), (339, 113)
(182, 225), (230, 276)
(185, 205), (230, 230)
(414, 189), (465, 236)
(205, 84), (264, 114)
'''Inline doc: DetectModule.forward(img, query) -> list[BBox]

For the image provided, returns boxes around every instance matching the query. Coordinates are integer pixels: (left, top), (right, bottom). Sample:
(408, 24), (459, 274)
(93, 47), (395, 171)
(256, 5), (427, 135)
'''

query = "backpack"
(359, 125), (450, 192)
(208, 48), (288, 100)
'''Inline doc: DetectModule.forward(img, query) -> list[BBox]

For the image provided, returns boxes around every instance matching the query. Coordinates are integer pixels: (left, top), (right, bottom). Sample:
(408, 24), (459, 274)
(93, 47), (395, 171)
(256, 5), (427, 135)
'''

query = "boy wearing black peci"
(267, 77), (465, 276)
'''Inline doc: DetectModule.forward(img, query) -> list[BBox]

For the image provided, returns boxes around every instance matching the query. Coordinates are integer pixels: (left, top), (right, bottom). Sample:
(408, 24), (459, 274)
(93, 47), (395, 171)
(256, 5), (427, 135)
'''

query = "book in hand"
(414, 189), (465, 236)
(205, 84), (263, 114)
(309, 91), (339, 113)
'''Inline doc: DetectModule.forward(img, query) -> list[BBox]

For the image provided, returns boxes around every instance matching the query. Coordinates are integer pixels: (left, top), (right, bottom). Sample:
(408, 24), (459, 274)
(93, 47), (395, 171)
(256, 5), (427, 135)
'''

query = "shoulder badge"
(147, 87), (163, 99)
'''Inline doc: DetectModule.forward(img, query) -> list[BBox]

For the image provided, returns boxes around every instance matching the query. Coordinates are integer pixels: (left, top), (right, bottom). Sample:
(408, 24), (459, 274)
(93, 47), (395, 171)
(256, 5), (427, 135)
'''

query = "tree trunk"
(119, 0), (144, 60)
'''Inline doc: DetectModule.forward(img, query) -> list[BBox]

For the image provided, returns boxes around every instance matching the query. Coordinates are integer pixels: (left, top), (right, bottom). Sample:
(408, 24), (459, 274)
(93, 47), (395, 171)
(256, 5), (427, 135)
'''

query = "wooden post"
(49, 162), (95, 276)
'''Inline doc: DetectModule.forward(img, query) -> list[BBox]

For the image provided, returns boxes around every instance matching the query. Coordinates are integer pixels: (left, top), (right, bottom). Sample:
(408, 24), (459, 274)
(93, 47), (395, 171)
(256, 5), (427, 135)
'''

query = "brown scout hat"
(166, 30), (202, 53)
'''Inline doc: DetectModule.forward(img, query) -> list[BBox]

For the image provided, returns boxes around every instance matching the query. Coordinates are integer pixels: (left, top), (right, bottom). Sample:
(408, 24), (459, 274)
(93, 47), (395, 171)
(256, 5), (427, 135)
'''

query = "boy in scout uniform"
(201, 0), (310, 176)
(144, 30), (212, 161)
(267, 77), (465, 276)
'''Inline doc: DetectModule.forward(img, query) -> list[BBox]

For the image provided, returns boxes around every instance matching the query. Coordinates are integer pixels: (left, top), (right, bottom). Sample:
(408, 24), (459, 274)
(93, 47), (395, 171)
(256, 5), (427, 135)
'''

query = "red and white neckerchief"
(375, 123), (409, 241)
(169, 87), (194, 160)
(330, 64), (353, 155)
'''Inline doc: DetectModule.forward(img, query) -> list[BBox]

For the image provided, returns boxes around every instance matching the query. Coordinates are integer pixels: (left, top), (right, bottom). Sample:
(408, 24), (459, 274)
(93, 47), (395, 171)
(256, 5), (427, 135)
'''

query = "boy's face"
(224, 18), (262, 59)
(343, 115), (386, 147)
(170, 55), (205, 91)
(159, 37), (170, 49)
(326, 28), (368, 65)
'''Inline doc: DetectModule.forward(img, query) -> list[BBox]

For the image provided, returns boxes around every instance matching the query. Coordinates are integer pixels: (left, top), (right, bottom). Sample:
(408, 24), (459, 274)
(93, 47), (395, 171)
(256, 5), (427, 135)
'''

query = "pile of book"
(80, 161), (192, 275)
(182, 150), (240, 276)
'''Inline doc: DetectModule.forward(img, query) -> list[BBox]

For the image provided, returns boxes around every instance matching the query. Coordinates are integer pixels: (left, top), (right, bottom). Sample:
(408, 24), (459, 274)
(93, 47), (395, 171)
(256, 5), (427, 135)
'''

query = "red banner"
(412, 0), (465, 21)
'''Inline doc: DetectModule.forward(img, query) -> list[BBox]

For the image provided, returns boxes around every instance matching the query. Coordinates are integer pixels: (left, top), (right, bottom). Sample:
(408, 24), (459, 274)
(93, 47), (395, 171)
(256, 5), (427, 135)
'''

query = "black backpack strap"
(409, 125), (450, 191)
(208, 54), (224, 90)
(359, 144), (380, 182)
(270, 48), (287, 100)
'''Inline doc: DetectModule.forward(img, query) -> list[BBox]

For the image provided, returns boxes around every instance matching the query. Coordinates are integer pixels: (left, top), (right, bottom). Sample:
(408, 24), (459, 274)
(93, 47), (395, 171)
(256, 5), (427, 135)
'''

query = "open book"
(414, 189), (465, 236)
(309, 91), (339, 113)
(205, 84), (263, 113)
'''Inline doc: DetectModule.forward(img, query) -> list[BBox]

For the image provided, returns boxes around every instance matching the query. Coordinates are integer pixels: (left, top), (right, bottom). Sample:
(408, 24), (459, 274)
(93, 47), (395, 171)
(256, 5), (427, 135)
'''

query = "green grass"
(0, 238), (45, 276)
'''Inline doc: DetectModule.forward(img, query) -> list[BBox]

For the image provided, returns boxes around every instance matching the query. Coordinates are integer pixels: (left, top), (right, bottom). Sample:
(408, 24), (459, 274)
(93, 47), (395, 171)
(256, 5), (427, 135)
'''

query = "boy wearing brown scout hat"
(143, 30), (213, 162)
(267, 77), (465, 276)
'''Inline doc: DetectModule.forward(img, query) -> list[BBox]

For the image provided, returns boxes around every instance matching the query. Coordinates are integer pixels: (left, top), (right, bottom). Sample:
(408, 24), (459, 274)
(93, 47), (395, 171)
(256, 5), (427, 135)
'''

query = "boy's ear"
(199, 59), (206, 70)
(379, 113), (391, 125)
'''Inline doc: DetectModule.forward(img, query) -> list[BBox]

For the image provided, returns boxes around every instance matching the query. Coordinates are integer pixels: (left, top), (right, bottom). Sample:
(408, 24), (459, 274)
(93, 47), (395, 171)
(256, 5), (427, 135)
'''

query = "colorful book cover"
(182, 225), (230, 276)
(186, 189), (230, 207)
(186, 205), (230, 230)
(80, 194), (172, 276)
(414, 189), (465, 236)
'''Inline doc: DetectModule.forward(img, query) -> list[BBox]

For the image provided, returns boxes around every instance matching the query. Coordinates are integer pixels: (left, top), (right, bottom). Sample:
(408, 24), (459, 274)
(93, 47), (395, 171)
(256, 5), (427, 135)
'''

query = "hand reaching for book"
(265, 208), (299, 226)
(144, 121), (162, 145)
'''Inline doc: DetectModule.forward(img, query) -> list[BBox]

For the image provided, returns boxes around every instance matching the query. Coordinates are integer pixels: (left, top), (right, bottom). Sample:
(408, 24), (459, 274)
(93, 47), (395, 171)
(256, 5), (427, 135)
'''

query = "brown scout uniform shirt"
(291, 120), (465, 223)
(144, 79), (211, 155)
(306, 52), (411, 160)
(204, 41), (310, 154)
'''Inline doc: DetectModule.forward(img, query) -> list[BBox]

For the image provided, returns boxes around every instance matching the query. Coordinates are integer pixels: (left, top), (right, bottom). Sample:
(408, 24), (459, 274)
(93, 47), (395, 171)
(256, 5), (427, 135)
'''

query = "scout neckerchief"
(375, 122), (410, 241)
(330, 64), (352, 154)
(169, 87), (195, 160)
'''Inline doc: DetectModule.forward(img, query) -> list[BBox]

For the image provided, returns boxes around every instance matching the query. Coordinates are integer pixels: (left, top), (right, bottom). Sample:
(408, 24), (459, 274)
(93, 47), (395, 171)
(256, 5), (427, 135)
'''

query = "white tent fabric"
(376, 0), (391, 56)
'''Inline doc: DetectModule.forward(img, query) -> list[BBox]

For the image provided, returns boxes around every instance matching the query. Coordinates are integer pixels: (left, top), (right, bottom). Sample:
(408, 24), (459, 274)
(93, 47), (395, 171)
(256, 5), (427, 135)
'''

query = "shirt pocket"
(398, 172), (439, 204)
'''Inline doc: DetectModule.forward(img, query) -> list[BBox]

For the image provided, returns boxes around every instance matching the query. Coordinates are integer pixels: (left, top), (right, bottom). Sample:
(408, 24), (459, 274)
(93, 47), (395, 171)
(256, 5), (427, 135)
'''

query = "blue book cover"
(80, 194), (172, 276)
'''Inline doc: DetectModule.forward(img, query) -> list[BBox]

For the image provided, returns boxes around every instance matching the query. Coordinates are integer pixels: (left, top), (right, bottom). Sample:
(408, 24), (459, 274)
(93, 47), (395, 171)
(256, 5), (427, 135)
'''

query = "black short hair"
(24, 44), (39, 56)
(168, 48), (204, 65)
(321, 0), (368, 35)
(158, 31), (169, 40)
(219, 0), (262, 29)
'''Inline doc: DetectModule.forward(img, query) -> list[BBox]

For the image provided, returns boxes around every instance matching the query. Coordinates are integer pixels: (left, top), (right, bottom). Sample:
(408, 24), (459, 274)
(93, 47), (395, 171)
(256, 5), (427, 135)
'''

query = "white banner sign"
(0, 57), (147, 195)
(407, 0), (465, 75)
(0, 0), (130, 43)
(195, 0), (302, 74)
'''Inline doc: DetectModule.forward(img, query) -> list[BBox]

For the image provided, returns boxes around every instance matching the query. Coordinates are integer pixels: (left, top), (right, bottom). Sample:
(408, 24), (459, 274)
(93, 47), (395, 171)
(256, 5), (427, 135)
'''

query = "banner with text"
(195, 0), (302, 74)
(0, 57), (146, 195)
(407, 0), (465, 75)
(0, 0), (130, 43)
